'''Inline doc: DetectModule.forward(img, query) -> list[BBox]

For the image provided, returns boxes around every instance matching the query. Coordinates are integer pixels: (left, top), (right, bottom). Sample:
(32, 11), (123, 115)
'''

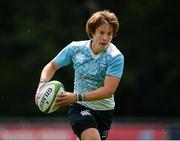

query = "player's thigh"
(93, 109), (114, 140)
(67, 104), (99, 138)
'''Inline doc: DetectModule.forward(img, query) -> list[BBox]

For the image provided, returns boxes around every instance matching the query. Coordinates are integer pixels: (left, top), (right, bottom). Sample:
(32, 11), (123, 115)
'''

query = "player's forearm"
(40, 64), (55, 81)
(84, 86), (115, 101)
(83, 76), (120, 101)
(38, 61), (58, 88)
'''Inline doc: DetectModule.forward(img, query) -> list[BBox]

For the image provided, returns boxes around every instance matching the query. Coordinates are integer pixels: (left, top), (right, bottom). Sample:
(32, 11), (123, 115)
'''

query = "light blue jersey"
(54, 40), (124, 110)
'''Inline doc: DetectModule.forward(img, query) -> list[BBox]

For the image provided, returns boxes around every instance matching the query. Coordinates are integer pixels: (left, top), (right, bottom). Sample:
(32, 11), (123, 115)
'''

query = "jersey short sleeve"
(54, 42), (73, 67)
(106, 54), (124, 79)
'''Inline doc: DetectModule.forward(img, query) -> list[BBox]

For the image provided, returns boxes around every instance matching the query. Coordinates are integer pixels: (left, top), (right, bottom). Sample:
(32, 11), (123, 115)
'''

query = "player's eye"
(108, 32), (113, 36)
(99, 31), (104, 35)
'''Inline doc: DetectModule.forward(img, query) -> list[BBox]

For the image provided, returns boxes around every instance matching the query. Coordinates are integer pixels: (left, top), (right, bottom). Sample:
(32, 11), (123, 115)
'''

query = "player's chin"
(100, 43), (108, 48)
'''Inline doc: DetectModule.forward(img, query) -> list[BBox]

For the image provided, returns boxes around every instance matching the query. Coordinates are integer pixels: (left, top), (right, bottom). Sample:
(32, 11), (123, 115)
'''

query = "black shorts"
(67, 103), (113, 140)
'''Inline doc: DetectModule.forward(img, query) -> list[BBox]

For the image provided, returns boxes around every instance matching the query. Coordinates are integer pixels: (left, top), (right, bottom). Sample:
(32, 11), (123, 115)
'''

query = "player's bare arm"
(84, 75), (120, 101)
(35, 59), (59, 105)
(55, 75), (120, 107)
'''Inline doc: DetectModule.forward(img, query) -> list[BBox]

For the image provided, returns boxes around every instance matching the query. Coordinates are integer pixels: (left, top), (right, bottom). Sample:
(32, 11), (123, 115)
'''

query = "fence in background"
(0, 117), (179, 140)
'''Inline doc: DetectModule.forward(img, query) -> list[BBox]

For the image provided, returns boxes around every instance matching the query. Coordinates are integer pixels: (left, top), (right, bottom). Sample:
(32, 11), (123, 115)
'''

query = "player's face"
(91, 23), (113, 54)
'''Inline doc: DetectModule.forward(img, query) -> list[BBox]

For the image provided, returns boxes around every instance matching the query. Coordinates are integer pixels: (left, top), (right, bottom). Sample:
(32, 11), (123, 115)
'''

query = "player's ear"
(91, 31), (95, 39)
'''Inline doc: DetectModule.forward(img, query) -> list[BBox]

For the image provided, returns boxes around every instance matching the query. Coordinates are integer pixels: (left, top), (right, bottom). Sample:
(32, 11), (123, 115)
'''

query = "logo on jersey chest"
(99, 58), (107, 68)
(75, 53), (85, 63)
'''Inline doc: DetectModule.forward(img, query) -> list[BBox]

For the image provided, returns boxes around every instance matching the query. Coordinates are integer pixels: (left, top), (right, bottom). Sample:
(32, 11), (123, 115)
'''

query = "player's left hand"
(55, 91), (76, 107)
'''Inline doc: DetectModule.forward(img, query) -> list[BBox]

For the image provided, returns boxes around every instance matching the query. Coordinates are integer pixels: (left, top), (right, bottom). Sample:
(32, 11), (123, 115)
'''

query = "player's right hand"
(35, 83), (46, 105)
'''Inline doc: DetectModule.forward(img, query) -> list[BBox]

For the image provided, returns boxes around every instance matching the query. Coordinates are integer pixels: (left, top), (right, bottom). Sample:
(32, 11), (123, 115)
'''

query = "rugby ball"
(37, 80), (64, 113)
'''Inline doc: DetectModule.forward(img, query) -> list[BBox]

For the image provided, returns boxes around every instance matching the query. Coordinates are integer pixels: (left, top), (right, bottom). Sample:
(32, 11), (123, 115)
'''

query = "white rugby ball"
(37, 80), (64, 113)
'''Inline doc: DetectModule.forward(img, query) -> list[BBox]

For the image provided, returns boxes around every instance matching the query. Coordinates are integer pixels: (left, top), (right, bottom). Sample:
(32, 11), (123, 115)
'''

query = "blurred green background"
(0, 0), (179, 118)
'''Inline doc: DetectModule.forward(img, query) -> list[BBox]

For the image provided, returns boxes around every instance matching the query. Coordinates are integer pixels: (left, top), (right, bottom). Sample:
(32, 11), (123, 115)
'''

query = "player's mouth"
(100, 43), (107, 46)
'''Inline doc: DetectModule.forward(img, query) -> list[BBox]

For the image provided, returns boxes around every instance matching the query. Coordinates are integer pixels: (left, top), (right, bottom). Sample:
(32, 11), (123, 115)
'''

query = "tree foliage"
(0, 0), (179, 117)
